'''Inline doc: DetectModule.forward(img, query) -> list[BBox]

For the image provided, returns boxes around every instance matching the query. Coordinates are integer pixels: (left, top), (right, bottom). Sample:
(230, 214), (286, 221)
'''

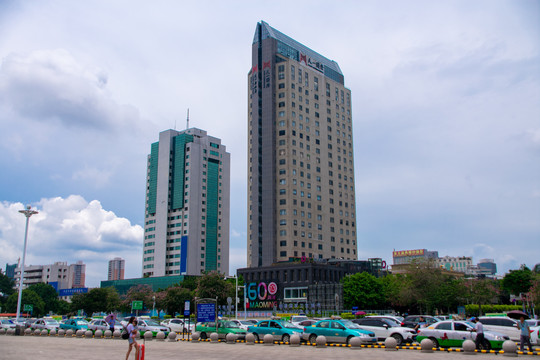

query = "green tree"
(465, 278), (499, 316)
(56, 299), (71, 315)
(195, 272), (233, 305)
(502, 266), (533, 296)
(0, 272), (15, 297)
(6, 289), (45, 317)
(342, 272), (385, 309)
(181, 276), (198, 291)
(70, 287), (121, 316)
(405, 259), (446, 313)
(27, 283), (58, 314)
(120, 285), (154, 312)
(164, 286), (193, 315)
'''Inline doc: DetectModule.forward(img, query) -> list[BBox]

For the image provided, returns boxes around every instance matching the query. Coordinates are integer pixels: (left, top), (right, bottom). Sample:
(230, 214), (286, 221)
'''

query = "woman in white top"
(125, 317), (139, 360)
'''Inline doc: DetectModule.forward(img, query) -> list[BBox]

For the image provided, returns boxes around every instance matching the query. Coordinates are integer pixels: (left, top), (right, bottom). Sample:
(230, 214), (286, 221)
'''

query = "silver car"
(32, 318), (60, 331)
(88, 319), (123, 332)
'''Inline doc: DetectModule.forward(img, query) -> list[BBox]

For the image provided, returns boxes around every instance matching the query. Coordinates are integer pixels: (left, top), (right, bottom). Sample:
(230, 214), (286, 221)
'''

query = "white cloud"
(0, 196), (143, 287)
(0, 49), (142, 131)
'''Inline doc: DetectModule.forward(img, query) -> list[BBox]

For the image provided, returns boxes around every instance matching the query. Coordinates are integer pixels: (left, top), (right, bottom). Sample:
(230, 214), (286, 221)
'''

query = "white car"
(0, 319), (16, 330)
(478, 316), (520, 341)
(121, 317), (170, 335)
(227, 319), (256, 331)
(290, 315), (309, 326)
(366, 315), (405, 326)
(160, 318), (195, 333)
(88, 319), (122, 332)
(353, 318), (415, 345)
(32, 318), (60, 331)
(529, 326), (539, 346)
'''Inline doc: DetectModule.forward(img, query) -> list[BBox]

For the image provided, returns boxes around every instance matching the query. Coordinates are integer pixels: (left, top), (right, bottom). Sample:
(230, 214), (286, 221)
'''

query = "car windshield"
(77, 320), (88, 325)
(239, 321), (252, 326)
(223, 321), (240, 328)
(45, 320), (58, 324)
(340, 320), (362, 329)
(463, 321), (475, 329)
(280, 321), (299, 329)
(1, 320), (12, 324)
(144, 319), (161, 326)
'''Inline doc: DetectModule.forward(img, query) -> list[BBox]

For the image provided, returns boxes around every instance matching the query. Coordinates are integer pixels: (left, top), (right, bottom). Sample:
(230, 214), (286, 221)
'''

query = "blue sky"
(0, 0), (538, 287)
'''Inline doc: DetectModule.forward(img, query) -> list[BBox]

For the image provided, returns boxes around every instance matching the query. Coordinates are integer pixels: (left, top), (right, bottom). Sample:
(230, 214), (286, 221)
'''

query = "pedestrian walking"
(517, 316), (533, 353)
(125, 317), (139, 360)
(471, 317), (485, 350)
(106, 313), (116, 333)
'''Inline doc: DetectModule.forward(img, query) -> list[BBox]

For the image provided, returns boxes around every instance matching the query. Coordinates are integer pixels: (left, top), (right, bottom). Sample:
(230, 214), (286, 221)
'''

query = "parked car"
(227, 319), (255, 331)
(160, 318), (195, 333)
(121, 317), (169, 336)
(60, 319), (89, 331)
(302, 319), (377, 345)
(530, 326), (539, 346)
(0, 319), (16, 330)
(196, 320), (247, 340)
(32, 318), (60, 331)
(353, 318), (416, 345)
(477, 316), (520, 341)
(525, 319), (540, 328)
(298, 319), (317, 327)
(24, 318), (38, 329)
(403, 315), (440, 329)
(366, 315), (405, 326)
(88, 319), (122, 333)
(417, 320), (509, 350)
(247, 319), (303, 342)
(290, 315), (309, 326)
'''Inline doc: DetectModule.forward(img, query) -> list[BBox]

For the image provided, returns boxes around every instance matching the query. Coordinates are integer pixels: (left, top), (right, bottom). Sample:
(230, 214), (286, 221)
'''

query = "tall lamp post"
(16, 205), (38, 322)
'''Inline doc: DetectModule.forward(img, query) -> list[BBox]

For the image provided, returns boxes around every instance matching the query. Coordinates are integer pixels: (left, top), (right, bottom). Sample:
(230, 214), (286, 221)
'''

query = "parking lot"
(1, 334), (537, 360)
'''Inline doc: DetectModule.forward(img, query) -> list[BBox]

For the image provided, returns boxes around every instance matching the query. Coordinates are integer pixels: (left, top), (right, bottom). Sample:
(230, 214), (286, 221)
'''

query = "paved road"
(0, 335), (513, 360)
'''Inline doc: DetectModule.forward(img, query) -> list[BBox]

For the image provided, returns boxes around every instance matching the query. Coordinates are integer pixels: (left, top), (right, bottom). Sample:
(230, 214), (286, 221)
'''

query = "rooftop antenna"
(186, 108), (190, 129)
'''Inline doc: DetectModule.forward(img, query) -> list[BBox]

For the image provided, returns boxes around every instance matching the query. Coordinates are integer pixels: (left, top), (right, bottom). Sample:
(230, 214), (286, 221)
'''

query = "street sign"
(197, 303), (216, 322)
(227, 297), (232, 305)
(23, 304), (33, 312)
(132, 301), (143, 310)
(184, 300), (190, 316)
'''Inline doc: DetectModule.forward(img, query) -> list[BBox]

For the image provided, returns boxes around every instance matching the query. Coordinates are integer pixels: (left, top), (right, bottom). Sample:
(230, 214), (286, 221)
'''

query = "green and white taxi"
(195, 320), (247, 340)
(416, 320), (509, 350)
(247, 319), (303, 342)
(302, 319), (377, 345)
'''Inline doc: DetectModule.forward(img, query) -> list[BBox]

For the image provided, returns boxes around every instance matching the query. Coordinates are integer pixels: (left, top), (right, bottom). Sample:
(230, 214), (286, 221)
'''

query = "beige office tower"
(108, 257), (125, 280)
(248, 21), (357, 268)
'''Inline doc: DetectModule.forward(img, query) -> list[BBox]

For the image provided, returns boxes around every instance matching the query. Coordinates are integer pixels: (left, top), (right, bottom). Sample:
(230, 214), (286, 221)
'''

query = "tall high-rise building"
(143, 128), (230, 277)
(108, 257), (125, 280)
(247, 21), (357, 267)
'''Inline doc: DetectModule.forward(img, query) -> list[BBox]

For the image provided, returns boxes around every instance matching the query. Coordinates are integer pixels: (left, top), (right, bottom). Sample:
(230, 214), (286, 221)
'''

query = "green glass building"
(143, 128), (230, 277)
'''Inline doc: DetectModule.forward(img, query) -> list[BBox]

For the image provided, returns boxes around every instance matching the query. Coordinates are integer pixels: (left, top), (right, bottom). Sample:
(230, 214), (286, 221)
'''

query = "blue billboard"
(197, 303), (215, 322)
(59, 287), (88, 297)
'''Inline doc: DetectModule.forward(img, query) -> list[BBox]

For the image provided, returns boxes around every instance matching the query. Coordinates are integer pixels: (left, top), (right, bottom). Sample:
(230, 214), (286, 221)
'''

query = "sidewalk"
(0, 335), (508, 360)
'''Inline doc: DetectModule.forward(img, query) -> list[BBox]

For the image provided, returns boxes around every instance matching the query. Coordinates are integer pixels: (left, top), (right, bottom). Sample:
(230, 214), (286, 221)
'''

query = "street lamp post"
(16, 205), (38, 323)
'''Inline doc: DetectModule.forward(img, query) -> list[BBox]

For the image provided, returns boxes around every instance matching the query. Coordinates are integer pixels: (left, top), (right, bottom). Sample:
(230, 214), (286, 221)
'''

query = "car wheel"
(429, 337), (439, 348)
(309, 334), (317, 344)
(200, 332), (207, 340)
(391, 333), (403, 346)
(346, 336), (354, 345)
(282, 334), (290, 343)
(253, 333), (259, 342)
(479, 340), (491, 351)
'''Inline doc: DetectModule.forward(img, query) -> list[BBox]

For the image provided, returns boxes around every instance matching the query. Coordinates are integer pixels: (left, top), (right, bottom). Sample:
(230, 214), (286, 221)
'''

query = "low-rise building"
(14, 260), (86, 290)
